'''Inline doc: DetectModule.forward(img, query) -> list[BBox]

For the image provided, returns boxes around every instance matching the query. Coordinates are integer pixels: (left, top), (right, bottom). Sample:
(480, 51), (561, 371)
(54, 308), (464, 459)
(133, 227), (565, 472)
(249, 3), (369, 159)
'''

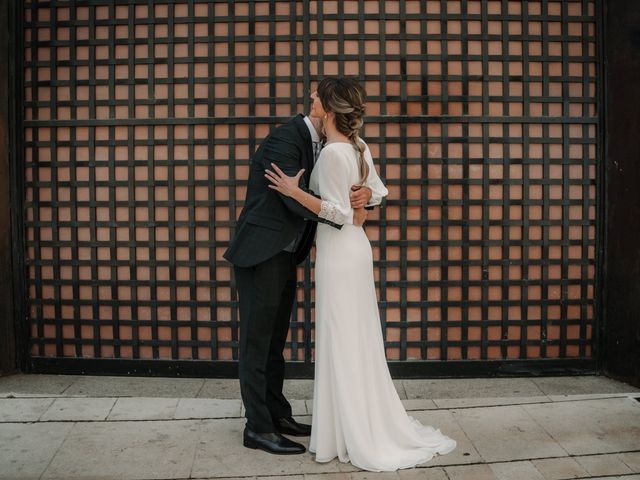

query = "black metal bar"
(28, 356), (597, 379)
(7, 0), (28, 373)
(594, 0), (607, 375)
(23, 116), (601, 127)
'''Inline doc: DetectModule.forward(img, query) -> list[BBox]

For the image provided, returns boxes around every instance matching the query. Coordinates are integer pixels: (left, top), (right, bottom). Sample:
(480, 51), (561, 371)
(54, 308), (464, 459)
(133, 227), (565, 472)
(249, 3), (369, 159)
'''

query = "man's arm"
(350, 185), (374, 210)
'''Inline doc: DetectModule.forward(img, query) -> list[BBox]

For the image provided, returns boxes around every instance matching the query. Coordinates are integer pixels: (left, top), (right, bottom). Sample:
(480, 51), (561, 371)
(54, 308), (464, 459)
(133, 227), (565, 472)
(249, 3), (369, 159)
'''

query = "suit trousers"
(234, 250), (296, 433)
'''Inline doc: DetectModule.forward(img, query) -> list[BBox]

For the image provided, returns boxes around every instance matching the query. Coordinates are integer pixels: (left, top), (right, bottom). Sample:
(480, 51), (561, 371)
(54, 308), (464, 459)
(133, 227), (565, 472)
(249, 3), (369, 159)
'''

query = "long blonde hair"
(317, 77), (369, 184)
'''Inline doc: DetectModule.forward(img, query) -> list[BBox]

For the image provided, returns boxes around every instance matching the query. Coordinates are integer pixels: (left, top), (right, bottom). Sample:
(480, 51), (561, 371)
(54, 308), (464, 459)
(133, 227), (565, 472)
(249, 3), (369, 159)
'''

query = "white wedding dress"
(307, 141), (457, 472)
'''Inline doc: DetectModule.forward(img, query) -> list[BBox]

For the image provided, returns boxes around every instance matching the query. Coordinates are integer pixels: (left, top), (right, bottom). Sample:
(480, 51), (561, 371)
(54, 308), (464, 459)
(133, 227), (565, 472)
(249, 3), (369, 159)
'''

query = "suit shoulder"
(269, 119), (304, 142)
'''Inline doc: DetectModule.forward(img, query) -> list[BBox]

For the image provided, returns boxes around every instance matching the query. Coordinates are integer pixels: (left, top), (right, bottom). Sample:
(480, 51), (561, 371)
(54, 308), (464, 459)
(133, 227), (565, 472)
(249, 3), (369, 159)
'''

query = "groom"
(223, 113), (373, 455)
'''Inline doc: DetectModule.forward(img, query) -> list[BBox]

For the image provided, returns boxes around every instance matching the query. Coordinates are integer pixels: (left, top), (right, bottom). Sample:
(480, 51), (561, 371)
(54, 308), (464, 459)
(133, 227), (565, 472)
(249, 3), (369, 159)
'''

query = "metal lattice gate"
(21, 0), (600, 377)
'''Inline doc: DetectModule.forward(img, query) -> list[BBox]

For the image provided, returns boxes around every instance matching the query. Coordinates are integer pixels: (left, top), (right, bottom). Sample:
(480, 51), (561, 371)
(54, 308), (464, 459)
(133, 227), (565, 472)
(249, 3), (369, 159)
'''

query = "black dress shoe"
(274, 416), (312, 437)
(243, 427), (306, 455)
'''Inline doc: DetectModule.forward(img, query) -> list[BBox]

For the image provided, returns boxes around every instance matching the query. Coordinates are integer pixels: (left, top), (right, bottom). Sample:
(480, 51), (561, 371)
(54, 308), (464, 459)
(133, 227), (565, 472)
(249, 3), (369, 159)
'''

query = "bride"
(264, 77), (457, 472)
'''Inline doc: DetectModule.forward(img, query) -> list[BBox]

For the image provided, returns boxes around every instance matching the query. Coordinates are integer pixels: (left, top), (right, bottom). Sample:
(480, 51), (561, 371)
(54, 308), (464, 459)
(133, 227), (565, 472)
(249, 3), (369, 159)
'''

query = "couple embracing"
(223, 77), (456, 472)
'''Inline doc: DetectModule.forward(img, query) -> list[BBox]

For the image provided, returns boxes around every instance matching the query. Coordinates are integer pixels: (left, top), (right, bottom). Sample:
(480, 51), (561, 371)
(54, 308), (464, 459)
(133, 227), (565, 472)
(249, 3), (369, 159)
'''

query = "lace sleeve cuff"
(319, 200), (348, 225)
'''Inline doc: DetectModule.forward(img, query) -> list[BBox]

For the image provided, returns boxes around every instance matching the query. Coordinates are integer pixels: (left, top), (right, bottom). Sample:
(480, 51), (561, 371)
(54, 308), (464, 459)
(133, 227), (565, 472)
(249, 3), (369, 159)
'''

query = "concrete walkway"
(0, 374), (639, 480)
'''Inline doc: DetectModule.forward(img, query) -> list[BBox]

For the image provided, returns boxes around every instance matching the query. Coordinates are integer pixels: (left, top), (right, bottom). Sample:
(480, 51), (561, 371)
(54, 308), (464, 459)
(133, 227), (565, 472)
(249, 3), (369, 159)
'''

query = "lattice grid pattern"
(23, 0), (599, 365)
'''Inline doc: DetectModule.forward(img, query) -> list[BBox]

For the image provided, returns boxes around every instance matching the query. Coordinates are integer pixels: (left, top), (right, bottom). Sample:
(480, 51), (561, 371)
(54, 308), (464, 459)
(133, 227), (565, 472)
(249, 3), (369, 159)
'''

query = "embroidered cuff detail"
(319, 200), (340, 224)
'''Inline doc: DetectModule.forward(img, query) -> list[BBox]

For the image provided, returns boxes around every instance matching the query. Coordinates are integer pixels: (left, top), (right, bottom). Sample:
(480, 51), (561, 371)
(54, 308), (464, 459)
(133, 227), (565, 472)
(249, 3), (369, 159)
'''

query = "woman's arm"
(362, 142), (389, 206)
(264, 163), (324, 215)
(265, 155), (367, 226)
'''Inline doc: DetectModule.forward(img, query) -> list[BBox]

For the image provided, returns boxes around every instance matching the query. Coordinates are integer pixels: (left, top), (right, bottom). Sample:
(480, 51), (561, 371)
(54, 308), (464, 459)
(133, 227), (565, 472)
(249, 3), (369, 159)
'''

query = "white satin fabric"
(308, 142), (457, 472)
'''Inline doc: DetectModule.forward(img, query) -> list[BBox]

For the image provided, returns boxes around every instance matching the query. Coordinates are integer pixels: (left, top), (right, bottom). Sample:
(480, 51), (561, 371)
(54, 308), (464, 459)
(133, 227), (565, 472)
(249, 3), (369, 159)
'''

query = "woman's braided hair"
(317, 77), (369, 184)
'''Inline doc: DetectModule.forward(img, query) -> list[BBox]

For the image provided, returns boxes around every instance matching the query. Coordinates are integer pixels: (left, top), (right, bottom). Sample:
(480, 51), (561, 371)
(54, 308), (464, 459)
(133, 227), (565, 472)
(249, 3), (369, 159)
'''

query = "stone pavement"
(0, 374), (639, 480)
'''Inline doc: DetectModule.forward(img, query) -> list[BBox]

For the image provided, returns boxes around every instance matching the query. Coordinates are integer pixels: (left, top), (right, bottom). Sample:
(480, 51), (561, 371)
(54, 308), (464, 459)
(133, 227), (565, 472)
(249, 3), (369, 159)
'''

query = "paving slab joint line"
(520, 400), (574, 457)
(58, 378), (77, 396)
(569, 449), (640, 458)
(449, 449), (640, 468)
(433, 395), (625, 410)
(2, 395), (639, 424)
(18, 448), (640, 480)
(1, 393), (135, 399)
(0, 415), (246, 425)
(194, 379), (207, 398)
(187, 424), (201, 480)
(36, 426), (72, 480)
(2, 392), (638, 406)
(148, 465), (640, 480)
(400, 380), (409, 400)
(35, 397), (57, 422)
(104, 397), (119, 420)
(572, 475), (640, 479)
(183, 451), (640, 479)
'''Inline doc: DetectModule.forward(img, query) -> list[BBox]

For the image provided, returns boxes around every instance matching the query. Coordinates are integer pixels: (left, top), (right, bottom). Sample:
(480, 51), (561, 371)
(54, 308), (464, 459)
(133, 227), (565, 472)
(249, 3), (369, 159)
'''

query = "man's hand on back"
(350, 185), (372, 209)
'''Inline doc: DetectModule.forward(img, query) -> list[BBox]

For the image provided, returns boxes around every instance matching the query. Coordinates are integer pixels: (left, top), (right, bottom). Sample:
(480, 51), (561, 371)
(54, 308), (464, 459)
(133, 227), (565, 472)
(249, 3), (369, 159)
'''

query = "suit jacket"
(223, 114), (341, 268)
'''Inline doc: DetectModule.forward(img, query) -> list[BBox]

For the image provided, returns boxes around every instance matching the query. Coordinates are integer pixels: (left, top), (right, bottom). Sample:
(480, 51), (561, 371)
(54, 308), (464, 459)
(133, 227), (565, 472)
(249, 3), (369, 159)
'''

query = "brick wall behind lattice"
(23, 1), (599, 363)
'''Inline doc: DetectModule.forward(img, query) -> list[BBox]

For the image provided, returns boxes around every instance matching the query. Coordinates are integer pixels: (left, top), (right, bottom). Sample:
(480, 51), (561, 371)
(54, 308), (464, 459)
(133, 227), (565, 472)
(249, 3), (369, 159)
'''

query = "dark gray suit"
(223, 114), (340, 433)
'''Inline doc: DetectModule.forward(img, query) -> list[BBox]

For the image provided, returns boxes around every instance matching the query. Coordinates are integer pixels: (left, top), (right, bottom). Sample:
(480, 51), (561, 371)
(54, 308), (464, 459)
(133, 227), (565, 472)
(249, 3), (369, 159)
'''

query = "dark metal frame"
(10, 0), (29, 373)
(593, 0), (607, 376)
(16, 0), (603, 378)
(598, 0), (640, 387)
(30, 356), (595, 378)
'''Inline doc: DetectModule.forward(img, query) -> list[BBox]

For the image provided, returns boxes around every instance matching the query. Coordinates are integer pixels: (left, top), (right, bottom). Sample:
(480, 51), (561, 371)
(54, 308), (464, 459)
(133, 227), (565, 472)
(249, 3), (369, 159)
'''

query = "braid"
(349, 131), (369, 185)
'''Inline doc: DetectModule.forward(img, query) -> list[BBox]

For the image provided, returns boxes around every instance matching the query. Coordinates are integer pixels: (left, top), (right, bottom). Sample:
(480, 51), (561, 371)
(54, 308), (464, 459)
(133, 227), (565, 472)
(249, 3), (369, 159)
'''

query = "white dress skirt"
(307, 142), (457, 472)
